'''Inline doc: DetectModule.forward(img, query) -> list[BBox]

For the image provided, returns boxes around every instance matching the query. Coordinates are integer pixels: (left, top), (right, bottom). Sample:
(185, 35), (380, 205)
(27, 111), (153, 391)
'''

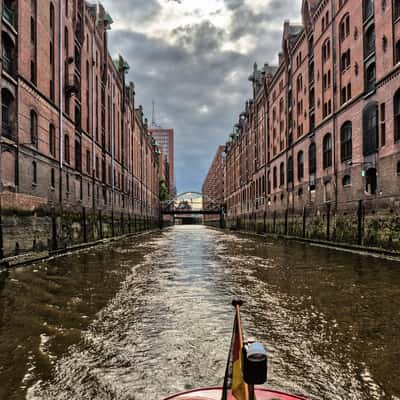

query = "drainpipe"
(331, 1), (338, 210)
(58, 0), (63, 205)
(91, 27), (95, 210)
(111, 75), (115, 214)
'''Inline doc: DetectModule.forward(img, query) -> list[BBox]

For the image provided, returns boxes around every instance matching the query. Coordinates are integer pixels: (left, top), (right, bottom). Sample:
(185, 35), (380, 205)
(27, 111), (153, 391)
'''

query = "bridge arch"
(162, 191), (221, 208)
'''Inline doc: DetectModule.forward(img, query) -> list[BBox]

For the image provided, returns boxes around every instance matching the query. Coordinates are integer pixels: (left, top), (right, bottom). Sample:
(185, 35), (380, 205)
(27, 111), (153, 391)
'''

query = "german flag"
(221, 300), (249, 400)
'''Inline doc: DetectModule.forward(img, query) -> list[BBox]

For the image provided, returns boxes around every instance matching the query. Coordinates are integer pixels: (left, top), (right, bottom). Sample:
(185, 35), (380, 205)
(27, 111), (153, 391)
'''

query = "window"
(365, 168), (377, 194)
(66, 173), (70, 193)
(364, 25), (375, 58)
(380, 103), (386, 146)
(50, 3), (55, 34)
(273, 166), (277, 189)
(363, 0), (374, 21)
(65, 27), (69, 52)
(49, 124), (56, 156)
(64, 134), (70, 163)
(365, 62), (376, 92)
(30, 17), (35, 44)
(287, 157), (294, 184)
(395, 0), (400, 19)
(394, 89), (400, 142)
(323, 133), (332, 169)
(297, 151), (304, 181)
(51, 168), (55, 188)
(341, 122), (352, 162)
(30, 110), (38, 146)
(279, 162), (285, 187)
(396, 40), (400, 64)
(322, 39), (331, 62)
(86, 150), (91, 174)
(341, 49), (351, 72)
(342, 175), (351, 186)
(340, 14), (350, 42)
(363, 102), (379, 155)
(309, 142), (316, 175)
(75, 139), (81, 171)
(32, 161), (37, 185)
(96, 156), (99, 178)
(397, 161), (400, 176)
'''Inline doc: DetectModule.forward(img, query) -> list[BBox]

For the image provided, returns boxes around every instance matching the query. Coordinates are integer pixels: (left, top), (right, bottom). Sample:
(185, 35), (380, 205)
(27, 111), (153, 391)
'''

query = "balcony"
(2, 1), (15, 27)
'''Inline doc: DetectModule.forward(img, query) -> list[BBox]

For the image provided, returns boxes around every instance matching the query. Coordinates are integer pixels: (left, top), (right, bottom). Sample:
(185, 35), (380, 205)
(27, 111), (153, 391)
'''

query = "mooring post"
(357, 199), (364, 245)
(82, 207), (87, 243)
(326, 202), (331, 240)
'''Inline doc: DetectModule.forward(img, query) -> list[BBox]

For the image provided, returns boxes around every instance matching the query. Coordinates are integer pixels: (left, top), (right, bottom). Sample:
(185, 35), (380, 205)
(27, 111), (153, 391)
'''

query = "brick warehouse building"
(0, 0), (164, 216)
(221, 0), (400, 248)
(202, 145), (225, 221)
(0, 1), (166, 256)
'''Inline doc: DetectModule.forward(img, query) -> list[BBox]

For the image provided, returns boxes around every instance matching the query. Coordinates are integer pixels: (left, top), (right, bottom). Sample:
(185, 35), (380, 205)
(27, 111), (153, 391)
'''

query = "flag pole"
(232, 299), (249, 400)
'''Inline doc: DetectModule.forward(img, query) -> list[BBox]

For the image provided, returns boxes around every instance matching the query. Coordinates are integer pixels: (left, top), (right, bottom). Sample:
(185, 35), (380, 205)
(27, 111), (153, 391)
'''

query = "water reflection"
(0, 226), (398, 400)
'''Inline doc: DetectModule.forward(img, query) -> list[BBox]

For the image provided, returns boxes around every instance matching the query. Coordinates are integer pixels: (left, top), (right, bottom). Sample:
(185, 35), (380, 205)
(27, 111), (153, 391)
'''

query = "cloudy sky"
(101, 0), (302, 193)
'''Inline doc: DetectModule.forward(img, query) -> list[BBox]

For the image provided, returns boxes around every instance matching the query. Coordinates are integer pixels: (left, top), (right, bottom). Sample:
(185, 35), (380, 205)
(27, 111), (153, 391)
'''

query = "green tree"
(159, 178), (169, 202)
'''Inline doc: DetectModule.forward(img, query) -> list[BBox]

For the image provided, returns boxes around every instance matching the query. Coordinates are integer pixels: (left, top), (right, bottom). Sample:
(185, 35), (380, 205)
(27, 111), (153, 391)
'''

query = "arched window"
(323, 134), (332, 169)
(30, 110), (38, 146)
(2, 88), (15, 139)
(341, 122), (352, 162)
(322, 39), (331, 62)
(287, 156), (294, 184)
(339, 14), (350, 42)
(309, 142), (316, 175)
(49, 124), (56, 156)
(363, 103), (378, 155)
(363, 0), (374, 21)
(394, 89), (400, 142)
(343, 175), (351, 186)
(297, 151), (304, 181)
(279, 162), (285, 187)
(273, 166), (277, 189)
(64, 134), (70, 163)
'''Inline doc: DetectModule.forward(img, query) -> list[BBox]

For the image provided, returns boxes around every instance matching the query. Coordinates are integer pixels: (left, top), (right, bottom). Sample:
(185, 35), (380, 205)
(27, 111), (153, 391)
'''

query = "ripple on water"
(18, 226), (400, 400)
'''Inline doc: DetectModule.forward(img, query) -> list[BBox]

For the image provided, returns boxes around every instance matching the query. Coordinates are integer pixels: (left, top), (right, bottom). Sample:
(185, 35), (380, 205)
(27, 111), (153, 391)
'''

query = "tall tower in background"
(149, 128), (175, 195)
(149, 102), (175, 196)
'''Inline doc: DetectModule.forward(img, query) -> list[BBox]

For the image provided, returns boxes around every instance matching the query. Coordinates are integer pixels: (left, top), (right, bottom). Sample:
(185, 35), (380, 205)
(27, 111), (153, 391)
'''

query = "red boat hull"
(163, 387), (306, 400)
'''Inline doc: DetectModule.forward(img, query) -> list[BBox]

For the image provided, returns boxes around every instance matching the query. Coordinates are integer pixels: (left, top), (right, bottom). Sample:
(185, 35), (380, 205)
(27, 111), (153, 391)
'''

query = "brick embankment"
(0, 205), (161, 268)
(208, 224), (400, 262)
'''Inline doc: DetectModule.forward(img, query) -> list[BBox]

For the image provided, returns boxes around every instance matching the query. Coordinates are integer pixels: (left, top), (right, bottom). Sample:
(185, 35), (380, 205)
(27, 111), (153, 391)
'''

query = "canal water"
(0, 226), (399, 400)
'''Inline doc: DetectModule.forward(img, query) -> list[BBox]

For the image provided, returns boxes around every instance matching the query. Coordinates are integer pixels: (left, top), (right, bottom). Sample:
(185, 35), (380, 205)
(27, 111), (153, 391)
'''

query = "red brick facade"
(0, 0), (164, 219)
(224, 0), (400, 226)
(202, 145), (225, 217)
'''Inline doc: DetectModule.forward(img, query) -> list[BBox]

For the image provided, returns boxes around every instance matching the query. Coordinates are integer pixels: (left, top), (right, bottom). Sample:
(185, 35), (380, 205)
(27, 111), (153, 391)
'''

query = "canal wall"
(0, 203), (160, 264)
(222, 196), (400, 255)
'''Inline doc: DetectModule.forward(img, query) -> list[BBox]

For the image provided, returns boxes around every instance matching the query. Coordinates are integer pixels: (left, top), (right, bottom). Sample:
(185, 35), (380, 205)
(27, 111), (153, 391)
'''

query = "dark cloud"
(102, 0), (162, 24)
(224, 0), (245, 10)
(105, 0), (302, 192)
